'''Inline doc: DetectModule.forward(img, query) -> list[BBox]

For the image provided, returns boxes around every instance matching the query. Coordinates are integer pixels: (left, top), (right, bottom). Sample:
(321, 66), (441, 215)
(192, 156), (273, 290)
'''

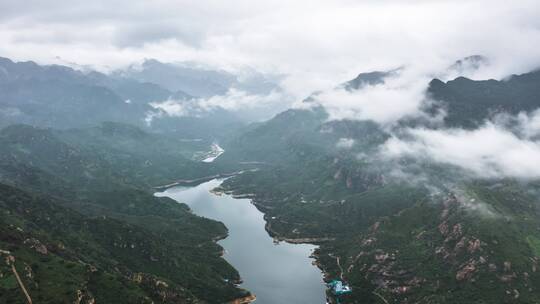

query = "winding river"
(156, 179), (326, 304)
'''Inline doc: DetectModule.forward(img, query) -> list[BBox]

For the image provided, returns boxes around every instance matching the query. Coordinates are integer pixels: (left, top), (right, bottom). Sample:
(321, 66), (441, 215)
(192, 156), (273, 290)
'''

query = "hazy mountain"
(447, 55), (489, 75)
(428, 69), (540, 127)
(0, 123), (249, 303)
(0, 57), (155, 129)
(0, 57), (244, 140)
(3, 51), (540, 303)
(115, 59), (279, 98)
(343, 69), (400, 91)
(215, 67), (540, 303)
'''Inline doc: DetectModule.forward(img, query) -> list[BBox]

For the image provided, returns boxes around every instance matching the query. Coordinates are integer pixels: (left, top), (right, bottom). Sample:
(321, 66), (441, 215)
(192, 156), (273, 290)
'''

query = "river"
(156, 179), (326, 304)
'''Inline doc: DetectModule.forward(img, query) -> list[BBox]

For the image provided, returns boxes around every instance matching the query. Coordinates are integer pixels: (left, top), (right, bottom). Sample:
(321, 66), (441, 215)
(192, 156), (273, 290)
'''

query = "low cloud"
(306, 67), (441, 126)
(198, 89), (288, 114)
(336, 138), (355, 149)
(146, 88), (291, 124)
(148, 99), (198, 118)
(1, 0), (539, 104)
(381, 117), (540, 179)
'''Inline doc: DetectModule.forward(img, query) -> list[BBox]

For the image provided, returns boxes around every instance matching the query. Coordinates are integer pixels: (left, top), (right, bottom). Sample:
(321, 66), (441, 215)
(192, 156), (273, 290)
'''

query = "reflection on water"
(157, 179), (326, 304)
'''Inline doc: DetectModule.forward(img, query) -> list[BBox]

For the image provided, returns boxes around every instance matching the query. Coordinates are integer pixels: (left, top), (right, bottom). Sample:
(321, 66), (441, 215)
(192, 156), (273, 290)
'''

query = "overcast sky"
(1, 0), (540, 97)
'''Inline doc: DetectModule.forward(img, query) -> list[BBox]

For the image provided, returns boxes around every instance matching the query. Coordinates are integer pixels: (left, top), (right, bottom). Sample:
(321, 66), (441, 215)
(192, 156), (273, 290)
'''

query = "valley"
(2, 53), (540, 304)
(156, 179), (326, 304)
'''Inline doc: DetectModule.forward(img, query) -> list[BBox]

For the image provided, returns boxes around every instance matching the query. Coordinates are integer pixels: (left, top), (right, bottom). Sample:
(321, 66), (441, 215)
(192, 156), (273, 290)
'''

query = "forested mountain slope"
(0, 123), (250, 303)
(217, 69), (540, 303)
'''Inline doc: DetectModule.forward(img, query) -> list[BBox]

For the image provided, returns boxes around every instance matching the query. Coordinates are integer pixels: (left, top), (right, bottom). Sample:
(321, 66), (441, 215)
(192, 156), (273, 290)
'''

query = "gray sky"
(1, 0), (540, 97)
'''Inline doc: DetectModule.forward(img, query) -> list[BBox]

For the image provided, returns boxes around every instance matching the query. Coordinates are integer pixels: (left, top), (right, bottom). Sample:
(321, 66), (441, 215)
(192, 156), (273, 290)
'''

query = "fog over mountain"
(3, 1), (540, 304)
(1, 1), (539, 93)
(2, 1), (539, 122)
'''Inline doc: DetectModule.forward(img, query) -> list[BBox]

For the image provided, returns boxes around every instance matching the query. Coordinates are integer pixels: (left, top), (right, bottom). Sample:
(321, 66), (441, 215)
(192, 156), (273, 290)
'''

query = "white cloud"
(198, 88), (288, 113)
(381, 120), (540, 179)
(515, 109), (540, 139)
(148, 99), (194, 117)
(146, 88), (291, 122)
(0, 0), (539, 102)
(336, 138), (355, 149)
(308, 68), (433, 125)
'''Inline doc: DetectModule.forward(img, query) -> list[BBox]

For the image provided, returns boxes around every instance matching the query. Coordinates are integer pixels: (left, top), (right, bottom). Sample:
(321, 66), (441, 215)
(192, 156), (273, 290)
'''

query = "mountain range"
(1, 55), (540, 303)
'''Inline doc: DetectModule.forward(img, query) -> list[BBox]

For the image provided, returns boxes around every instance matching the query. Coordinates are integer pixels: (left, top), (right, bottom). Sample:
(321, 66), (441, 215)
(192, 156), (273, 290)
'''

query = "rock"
(155, 280), (169, 288)
(362, 237), (376, 247)
(467, 239), (481, 253)
(456, 261), (476, 281)
(438, 222), (449, 236)
(392, 286), (411, 294)
(24, 238), (48, 255)
(504, 261), (512, 272)
(375, 252), (390, 263)
(499, 273), (516, 283)
(451, 223), (463, 238)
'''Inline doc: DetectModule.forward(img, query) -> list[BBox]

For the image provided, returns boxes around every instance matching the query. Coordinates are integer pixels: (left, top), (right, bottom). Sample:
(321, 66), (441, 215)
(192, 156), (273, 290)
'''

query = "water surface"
(157, 179), (326, 304)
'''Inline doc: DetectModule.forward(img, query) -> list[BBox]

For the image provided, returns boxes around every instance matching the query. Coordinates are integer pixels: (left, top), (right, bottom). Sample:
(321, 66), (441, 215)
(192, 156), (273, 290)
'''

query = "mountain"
(427, 70), (540, 128)
(447, 55), (489, 76)
(116, 59), (236, 97)
(0, 57), (244, 140)
(0, 57), (168, 129)
(115, 59), (279, 98)
(343, 69), (400, 91)
(3, 52), (540, 303)
(0, 123), (250, 303)
(215, 68), (540, 303)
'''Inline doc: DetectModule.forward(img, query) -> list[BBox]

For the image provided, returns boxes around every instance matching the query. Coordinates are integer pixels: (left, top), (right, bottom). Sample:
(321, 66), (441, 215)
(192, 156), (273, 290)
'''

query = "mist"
(1, 0), (540, 102)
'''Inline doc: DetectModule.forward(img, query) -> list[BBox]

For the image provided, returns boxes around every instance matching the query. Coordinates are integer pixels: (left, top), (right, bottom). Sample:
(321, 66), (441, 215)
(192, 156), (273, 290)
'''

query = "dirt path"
(8, 257), (33, 304)
(329, 253), (345, 280)
(336, 256), (344, 280)
(373, 290), (389, 304)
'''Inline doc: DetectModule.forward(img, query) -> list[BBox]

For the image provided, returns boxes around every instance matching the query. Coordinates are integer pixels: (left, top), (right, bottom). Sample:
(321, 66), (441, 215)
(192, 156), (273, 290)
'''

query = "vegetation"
(0, 123), (250, 303)
(215, 69), (540, 303)
(3, 55), (540, 303)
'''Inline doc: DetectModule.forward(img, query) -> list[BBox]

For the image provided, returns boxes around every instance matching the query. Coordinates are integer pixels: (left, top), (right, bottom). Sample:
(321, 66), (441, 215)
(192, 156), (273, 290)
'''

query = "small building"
(327, 280), (352, 296)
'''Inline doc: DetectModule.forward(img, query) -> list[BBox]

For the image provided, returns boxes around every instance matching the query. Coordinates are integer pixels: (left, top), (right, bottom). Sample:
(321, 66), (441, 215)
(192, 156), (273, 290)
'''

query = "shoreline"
(213, 183), (335, 281)
(153, 169), (258, 191)
(228, 294), (257, 304)
(161, 177), (329, 303)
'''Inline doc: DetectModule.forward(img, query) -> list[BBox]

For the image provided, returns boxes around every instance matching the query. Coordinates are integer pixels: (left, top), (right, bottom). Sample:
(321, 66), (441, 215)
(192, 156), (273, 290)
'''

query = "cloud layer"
(381, 113), (540, 179)
(147, 88), (291, 123)
(1, 0), (540, 100)
(308, 69), (434, 125)
(3, 0), (540, 180)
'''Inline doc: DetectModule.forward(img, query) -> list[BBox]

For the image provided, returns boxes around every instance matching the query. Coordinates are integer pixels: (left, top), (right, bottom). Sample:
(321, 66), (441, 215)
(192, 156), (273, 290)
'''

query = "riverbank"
(157, 179), (326, 303)
(228, 294), (257, 304)
(213, 184), (339, 297)
(153, 169), (258, 191)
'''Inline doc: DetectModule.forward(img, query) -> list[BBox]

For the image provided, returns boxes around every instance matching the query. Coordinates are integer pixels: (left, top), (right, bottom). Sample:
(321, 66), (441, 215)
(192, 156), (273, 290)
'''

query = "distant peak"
(0, 56), (14, 65)
(142, 58), (163, 66)
(343, 68), (400, 91)
(449, 55), (489, 73)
